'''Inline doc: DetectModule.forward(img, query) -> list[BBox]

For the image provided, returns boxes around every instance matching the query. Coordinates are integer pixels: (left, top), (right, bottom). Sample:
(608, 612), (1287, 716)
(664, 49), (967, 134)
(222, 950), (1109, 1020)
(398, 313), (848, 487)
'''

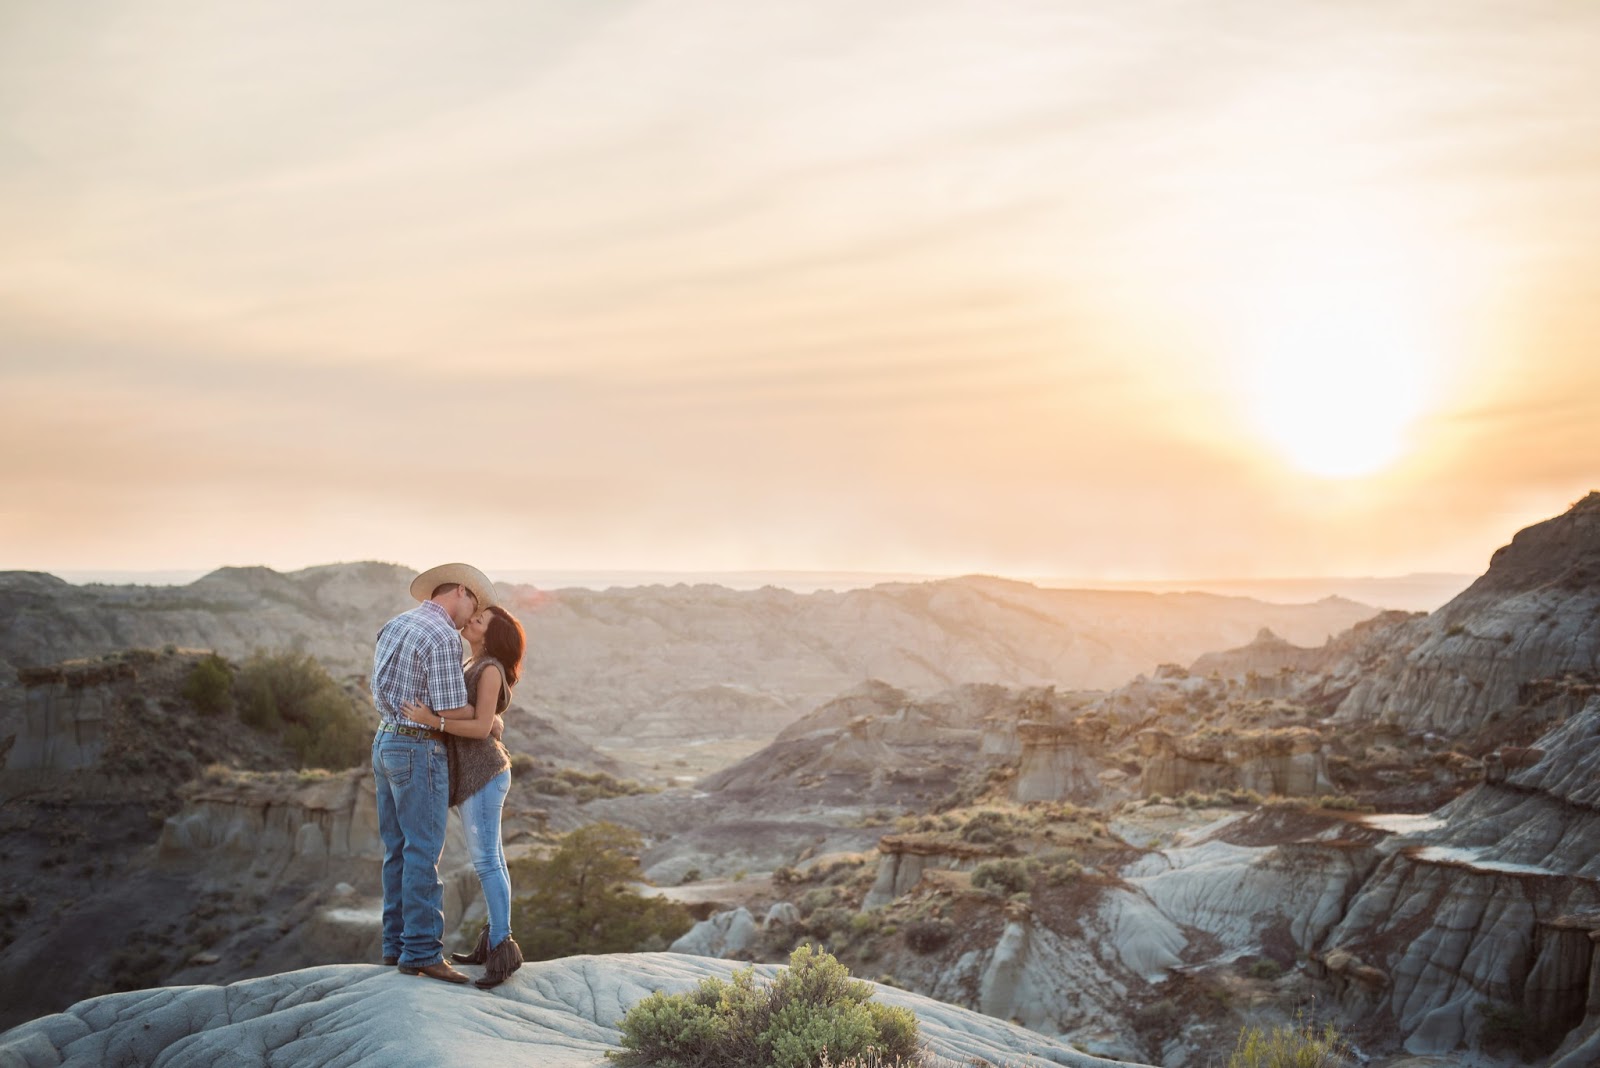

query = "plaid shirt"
(371, 600), (469, 727)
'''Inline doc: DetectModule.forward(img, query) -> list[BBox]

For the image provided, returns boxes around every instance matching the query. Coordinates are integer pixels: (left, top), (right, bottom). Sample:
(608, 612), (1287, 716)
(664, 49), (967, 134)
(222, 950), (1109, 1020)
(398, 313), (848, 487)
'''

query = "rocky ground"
(0, 955), (1138, 1068)
(637, 495), (1600, 1066)
(5, 493), (1600, 1065)
(0, 647), (637, 1031)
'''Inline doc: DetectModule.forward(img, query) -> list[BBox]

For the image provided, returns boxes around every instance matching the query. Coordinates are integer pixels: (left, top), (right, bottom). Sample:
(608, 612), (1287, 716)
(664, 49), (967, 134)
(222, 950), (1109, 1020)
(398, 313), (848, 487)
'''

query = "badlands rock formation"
(0, 954), (1144, 1068)
(1012, 719), (1110, 803)
(700, 681), (1013, 805)
(1137, 725), (1334, 798)
(6, 497), (1597, 1063)
(1334, 490), (1600, 735)
(0, 566), (1380, 750)
(0, 756), (478, 1030)
(646, 495), (1600, 1063)
(863, 834), (1008, 908)
(0, 563), (415, 689)
(530, 578), (1378, 744)
(1323, 683), (1600, 1063)
(0, 647), (616, 1028)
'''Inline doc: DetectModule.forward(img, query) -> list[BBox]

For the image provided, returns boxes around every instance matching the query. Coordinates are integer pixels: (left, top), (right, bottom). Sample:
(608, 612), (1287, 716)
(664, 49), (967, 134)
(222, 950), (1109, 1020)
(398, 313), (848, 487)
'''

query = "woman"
(401, 603), (526, 989)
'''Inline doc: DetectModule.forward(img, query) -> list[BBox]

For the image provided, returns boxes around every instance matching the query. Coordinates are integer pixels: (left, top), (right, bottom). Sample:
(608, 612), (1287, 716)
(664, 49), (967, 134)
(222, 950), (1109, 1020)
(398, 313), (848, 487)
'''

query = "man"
(370, 562), (498, 983)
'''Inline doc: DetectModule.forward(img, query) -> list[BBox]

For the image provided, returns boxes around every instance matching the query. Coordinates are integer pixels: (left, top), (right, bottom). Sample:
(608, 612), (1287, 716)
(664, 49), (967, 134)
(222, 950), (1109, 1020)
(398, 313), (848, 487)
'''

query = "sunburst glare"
(1233, 240), (1440, 481)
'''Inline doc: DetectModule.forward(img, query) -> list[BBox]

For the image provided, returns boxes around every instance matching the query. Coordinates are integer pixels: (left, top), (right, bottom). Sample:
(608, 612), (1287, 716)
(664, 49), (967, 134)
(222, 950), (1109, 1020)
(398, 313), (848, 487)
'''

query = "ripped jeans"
(458, 768), (513, 946)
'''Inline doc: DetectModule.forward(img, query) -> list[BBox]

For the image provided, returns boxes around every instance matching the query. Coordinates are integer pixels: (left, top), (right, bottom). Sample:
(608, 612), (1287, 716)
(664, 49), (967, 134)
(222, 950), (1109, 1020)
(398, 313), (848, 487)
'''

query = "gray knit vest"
(447, 656), (512, 808)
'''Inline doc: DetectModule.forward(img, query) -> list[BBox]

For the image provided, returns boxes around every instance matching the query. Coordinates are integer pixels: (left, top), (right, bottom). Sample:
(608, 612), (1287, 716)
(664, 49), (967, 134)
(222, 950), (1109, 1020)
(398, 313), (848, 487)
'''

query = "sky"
(2, 1), (1598, 581)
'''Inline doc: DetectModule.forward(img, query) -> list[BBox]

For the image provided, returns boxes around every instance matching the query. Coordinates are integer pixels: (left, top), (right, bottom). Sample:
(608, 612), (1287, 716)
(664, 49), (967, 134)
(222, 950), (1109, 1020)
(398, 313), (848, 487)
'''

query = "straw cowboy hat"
(409, 563), (498, 611)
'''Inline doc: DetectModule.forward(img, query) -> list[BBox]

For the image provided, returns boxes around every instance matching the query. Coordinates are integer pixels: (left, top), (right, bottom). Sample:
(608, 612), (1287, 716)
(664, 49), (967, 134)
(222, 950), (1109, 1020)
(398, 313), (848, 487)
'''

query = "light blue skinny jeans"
(458, 768), (513, 946)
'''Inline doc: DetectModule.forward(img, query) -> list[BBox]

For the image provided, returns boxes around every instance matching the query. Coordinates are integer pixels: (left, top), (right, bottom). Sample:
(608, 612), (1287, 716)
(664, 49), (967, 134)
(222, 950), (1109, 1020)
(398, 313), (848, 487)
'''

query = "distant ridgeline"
(2, 563), (1382, 748)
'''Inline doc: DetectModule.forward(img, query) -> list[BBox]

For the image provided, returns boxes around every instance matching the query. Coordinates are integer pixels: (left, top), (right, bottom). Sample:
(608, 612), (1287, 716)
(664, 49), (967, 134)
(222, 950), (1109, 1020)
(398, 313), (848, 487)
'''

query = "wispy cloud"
(2, 0), (1597, 574)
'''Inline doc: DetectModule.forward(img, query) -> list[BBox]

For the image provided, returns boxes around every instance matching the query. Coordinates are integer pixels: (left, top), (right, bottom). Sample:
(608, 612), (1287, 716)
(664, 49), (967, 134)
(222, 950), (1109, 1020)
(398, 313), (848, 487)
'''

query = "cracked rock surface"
(0, 953), (1146, 1068)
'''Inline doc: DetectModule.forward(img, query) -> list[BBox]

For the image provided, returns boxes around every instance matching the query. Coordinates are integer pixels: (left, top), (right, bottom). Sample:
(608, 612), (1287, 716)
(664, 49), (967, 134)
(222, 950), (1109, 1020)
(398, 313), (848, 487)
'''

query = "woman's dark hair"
(482, 605), (526, 687)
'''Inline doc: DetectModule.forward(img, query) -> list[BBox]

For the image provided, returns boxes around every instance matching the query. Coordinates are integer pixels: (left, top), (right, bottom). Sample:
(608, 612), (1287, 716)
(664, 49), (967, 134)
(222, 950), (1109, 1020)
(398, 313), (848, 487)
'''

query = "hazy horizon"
(3, 3), (1596, 578)
(35, 565), (1474, 612)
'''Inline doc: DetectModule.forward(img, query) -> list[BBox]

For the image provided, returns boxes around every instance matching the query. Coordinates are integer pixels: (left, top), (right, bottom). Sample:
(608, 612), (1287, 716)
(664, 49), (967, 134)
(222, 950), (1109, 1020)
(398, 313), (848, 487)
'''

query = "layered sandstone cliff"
(1324, 685), (1600, 1059)
(1334, 492), (1600, 735)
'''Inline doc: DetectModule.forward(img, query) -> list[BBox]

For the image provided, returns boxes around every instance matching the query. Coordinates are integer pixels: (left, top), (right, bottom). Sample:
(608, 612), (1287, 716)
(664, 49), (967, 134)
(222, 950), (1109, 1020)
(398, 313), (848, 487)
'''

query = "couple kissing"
(369, 562), (526, 988)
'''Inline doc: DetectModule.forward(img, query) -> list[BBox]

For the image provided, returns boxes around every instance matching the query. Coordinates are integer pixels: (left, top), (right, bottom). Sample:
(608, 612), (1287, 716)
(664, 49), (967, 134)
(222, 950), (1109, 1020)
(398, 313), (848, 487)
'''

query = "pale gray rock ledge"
(0, 953), (1146, 1068)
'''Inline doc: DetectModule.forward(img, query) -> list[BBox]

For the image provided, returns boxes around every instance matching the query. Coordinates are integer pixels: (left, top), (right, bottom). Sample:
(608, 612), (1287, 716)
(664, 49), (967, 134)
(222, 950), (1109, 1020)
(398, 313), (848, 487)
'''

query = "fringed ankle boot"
(451, 924), (491, 966)
(474, 935), (523, 989)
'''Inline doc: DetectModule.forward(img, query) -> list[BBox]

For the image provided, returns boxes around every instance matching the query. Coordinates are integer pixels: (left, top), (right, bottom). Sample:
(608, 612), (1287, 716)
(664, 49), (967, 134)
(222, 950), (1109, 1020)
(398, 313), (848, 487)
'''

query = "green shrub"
(1247, 958), (1284, 981)
(608, 945), (920, 1068)
(848, 912), (882, 939)
(807, 906), (852, 941)
(799, 888), (837, 915)
(902, 919), (953, 954)
(1311, 795), (1368, 812)
(1228, 1014), (1351, 1068)
(233, 652), (369, 769)
(529, 767), (653, 801)
(1043, 854), (1083, 884)
(509, 822), (693, 960)
(1134, 998), (1179, 1033)
(958, 809), (1014, 844)
(182, 654), (234, 716)
(971, 858), (1034, 897)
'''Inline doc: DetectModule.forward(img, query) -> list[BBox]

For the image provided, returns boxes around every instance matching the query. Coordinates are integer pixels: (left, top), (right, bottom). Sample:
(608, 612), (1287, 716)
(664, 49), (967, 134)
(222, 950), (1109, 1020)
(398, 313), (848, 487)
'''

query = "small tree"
(509, 822), (693, 960)
(233, 652), (369, 769)
(609, 945), (921, 1068)
(182, 654), (234, 716)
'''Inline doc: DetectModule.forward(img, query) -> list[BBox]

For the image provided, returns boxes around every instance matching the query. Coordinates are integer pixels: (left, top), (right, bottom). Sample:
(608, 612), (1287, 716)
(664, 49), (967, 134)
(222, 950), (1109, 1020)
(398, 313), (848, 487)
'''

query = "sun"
(1238, 256), (1435, 480)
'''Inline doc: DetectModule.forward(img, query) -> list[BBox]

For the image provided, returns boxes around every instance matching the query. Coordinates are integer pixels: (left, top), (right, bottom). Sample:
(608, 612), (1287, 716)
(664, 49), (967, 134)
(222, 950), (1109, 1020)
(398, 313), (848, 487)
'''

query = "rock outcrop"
(637, 819), (878, 885)
(863, 834), (1004, 909)
(0, 563), (414, 691)
(0, 759), (480, 1030)
(0, 649), (295, 789)
(6, 659), (135, 771)
(1334, 492), (1600, 735)
(1012, 720), (1110, 804)
(669, 907), (761, 958)
(0, 955), (1146, 1068)
(1190, 627), (1335, 679)
(1124, 820), (1384, 963)
(1138, 726), (1336, 798)
(1324, 687), (1600, 1059)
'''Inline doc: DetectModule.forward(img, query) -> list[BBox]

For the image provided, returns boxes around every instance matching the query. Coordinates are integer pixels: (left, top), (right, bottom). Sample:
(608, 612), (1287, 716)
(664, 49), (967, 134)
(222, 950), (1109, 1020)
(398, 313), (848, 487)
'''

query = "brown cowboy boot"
(399, 960), (471, 984)
(451, 924), (490, 966)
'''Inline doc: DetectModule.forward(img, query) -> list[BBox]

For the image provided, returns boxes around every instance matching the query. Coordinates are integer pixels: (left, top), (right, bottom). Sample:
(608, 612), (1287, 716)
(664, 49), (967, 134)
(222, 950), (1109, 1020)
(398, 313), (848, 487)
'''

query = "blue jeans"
(373, 732), (449, 967)
(459, 768), (513, 946)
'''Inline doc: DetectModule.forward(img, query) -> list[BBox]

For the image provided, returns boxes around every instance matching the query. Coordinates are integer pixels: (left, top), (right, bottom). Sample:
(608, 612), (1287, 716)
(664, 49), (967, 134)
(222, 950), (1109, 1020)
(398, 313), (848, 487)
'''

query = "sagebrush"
(609, 945), (921, 1068)
(1227, 1014), (1350, 1068)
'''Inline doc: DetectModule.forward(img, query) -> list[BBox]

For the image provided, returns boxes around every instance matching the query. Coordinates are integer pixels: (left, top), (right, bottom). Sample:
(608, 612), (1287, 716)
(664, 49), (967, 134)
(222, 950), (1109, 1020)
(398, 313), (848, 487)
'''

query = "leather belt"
(377, 722), (446, 742)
